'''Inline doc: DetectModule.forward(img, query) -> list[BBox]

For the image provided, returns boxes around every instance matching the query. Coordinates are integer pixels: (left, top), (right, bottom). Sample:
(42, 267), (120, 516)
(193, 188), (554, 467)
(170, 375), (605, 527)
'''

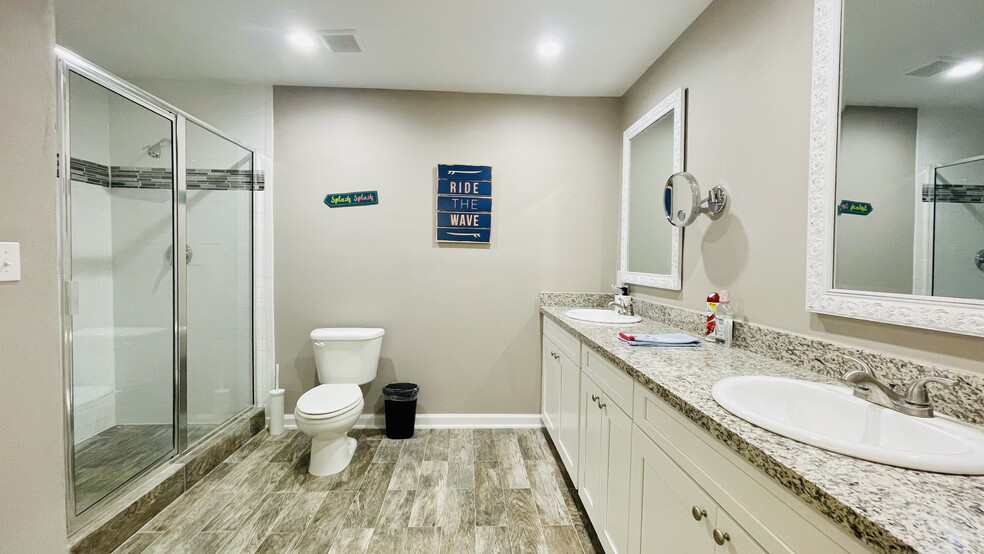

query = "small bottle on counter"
(715, 290), (733, 347)
(704, 291), (719, 342)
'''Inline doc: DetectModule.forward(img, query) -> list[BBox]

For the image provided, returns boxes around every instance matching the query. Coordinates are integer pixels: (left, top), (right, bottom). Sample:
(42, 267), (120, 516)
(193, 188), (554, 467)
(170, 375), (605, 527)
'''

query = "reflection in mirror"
(619, 87), (685, 290)
(628, 112), (675, 274)
(833, 0), (984, 301)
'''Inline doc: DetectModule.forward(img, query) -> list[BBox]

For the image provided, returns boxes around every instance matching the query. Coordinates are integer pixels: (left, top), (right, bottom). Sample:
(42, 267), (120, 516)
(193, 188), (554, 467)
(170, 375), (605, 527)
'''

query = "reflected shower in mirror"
(619, 87), (685, 290)
(833, 0), (984, 300)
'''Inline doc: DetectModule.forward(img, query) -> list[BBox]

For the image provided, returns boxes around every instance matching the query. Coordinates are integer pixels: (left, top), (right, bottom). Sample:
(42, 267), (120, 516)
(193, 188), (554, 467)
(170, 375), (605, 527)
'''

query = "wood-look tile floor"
(113, 428), (603, 554)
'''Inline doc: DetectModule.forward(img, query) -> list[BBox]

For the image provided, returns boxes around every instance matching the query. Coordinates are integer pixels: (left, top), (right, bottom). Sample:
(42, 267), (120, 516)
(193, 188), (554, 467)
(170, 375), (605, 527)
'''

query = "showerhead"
(144, 138), (171, 159)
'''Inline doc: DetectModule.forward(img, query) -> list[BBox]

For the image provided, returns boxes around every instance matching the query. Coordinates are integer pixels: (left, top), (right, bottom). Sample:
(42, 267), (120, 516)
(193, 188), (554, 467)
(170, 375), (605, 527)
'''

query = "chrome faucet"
(825, 354), (957, 418)
(609, 284), (634, 316)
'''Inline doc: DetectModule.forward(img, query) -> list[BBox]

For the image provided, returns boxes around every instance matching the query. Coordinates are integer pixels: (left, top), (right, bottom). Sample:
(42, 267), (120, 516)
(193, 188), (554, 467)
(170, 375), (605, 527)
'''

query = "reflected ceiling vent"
(319, 30), (362, 53)
(905, 57), (958, 77)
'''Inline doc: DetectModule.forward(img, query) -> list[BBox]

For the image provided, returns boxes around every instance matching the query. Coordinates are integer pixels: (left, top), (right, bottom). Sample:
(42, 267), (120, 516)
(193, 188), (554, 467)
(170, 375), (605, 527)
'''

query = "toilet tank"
(310, 328), (385, 385)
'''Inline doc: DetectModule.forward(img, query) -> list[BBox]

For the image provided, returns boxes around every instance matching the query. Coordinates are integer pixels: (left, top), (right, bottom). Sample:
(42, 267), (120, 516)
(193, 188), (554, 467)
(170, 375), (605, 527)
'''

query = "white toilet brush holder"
(269, 388), (285, 436)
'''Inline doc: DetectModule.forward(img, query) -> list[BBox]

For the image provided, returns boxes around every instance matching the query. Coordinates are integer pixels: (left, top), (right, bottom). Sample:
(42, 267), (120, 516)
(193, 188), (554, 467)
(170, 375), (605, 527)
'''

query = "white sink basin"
(564, 308), (642, 325)
(712, 376), (984, 474)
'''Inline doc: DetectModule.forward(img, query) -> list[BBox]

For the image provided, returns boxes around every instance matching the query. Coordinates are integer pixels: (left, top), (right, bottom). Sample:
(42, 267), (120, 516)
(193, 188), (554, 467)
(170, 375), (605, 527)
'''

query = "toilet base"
(309, 435), (357, 476)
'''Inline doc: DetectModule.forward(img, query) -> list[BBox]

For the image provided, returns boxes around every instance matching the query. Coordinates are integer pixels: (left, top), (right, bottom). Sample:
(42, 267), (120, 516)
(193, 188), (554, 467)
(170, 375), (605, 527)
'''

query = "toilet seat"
(296, 384), (362, 420)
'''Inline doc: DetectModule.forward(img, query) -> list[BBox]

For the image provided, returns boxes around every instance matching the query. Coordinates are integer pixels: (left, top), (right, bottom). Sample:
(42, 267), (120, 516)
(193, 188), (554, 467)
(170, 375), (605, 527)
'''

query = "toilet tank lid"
(310, 327), (385, 341)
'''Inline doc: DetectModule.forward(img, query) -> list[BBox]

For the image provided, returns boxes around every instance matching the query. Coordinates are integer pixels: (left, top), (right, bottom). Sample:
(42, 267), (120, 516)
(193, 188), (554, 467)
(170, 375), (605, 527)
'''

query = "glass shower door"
(67, 71), (177, 514)
(932, 157), (984, 300)
(184, 120), (254, 446)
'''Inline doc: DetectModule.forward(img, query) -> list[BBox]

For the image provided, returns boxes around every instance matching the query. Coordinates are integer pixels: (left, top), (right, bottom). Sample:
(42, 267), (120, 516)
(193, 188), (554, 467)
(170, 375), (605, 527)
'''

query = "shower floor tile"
(111, 427), (602, 553)
(75, 423), (219, 512)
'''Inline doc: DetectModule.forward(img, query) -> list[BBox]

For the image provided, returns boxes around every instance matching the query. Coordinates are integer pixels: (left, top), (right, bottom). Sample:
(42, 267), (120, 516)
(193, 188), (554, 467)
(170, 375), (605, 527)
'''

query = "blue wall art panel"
(436, 164), (492, 244)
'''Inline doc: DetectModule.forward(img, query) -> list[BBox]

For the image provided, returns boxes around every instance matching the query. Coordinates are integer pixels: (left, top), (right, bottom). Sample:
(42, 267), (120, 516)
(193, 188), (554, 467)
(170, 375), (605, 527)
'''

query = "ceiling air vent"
(905, 57), (958, 77)
(320, 30), (362, 53)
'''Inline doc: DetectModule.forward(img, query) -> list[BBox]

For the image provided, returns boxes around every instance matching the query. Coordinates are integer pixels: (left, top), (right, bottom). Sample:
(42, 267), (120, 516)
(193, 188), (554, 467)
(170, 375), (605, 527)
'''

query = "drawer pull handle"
(591, 394), (599, 402)
(691, 506), (707, 521)
(713, 529), (731, 545)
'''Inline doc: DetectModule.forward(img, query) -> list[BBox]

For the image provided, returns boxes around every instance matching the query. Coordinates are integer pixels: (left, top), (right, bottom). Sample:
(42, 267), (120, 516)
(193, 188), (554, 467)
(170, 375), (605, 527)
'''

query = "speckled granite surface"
(541, 292), (984, 427)
(539, 304), (984, 554)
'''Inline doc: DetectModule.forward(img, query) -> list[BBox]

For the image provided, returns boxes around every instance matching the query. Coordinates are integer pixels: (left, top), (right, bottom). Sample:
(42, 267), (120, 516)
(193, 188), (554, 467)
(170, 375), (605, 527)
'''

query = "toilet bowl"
(294, 384), (365, 476)
(295, 327), (384, 476)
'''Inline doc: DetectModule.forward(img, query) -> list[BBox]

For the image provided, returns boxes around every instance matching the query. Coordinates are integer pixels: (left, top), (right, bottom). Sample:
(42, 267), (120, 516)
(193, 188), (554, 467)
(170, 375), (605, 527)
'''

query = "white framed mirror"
(619, 87), (685, 289)
(807, 0), (984, 337)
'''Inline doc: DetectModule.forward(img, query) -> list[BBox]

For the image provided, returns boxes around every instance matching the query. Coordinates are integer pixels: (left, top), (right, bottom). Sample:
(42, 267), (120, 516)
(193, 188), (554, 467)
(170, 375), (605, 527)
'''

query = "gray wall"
(273, 87), (620, 414)
(0, 0), (69, 551)
(834, 106), (917, 294)
(621, 0), (984, 375)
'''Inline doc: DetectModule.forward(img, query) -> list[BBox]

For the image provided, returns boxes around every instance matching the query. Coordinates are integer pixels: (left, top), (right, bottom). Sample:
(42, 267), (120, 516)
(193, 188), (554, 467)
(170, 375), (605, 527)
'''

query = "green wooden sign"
(324, 190), (378, 208)
(837, 200), (873, 216)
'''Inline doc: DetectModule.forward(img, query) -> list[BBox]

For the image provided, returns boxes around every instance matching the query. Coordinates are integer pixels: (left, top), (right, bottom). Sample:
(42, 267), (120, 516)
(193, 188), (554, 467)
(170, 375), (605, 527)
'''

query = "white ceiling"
(55, 0), (711, 97)
(842, 0), (984, 109)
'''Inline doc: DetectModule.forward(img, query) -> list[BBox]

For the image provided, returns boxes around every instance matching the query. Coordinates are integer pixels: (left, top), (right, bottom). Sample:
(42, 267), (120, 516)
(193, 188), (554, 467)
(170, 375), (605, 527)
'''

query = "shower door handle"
(165, 245), (193, 266)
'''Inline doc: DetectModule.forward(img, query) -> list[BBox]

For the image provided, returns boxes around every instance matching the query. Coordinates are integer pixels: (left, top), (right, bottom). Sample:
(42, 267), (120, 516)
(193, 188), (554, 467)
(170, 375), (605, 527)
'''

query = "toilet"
(295, 327), (384, 476)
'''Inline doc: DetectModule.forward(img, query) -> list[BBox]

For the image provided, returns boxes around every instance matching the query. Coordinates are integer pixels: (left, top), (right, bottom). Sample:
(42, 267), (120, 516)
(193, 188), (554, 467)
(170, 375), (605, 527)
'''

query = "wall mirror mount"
(663, 171), (729, 227)
(619, 87), (686, 290)
(807, 0), (984, 337)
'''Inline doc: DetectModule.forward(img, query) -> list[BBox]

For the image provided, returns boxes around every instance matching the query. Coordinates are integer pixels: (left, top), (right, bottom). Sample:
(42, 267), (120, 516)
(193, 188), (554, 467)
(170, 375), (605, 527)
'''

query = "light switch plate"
(0, 242), (22, 282)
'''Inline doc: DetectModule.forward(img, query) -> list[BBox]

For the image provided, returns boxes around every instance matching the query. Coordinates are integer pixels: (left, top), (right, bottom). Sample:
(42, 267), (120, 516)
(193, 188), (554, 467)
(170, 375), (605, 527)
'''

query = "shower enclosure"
(931, 156), (984, 300)
(57, 49), (257, 528)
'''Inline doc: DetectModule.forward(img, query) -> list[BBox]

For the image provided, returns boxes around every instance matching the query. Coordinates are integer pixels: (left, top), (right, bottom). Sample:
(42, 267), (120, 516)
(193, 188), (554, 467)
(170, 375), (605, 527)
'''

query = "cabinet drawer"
(582, 347), (633, 415)
(543, 316), (580, 364)
(633, 384), (866, 554)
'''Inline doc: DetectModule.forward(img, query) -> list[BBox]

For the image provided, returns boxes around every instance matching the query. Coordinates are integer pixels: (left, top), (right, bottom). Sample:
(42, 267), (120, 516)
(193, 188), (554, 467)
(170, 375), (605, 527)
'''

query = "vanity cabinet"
(540, 316), (867, 554)
(541, 318), (581, 481)
(579, 362), (632, 554)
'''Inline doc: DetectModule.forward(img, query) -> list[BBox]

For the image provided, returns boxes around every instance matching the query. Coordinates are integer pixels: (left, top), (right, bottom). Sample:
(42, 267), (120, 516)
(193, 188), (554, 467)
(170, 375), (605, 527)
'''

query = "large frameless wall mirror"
(807, 0), (984, 336)
(58, 49), (256, 528)
(619, 87), (685, 289)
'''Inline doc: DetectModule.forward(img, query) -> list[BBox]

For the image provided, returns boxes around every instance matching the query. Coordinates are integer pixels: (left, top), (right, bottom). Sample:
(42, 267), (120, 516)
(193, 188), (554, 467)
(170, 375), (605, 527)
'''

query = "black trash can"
(383, 382), (419, 439)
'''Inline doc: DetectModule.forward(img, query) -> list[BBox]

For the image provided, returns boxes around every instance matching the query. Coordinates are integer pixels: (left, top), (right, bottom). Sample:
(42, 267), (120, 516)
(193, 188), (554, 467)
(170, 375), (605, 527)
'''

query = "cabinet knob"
(591, 394), (599, 402)
(712, 529), (731, 546)
(691, 506), (707, 521)
(598, 401), (607, 409)
(551, 351), (559, 360)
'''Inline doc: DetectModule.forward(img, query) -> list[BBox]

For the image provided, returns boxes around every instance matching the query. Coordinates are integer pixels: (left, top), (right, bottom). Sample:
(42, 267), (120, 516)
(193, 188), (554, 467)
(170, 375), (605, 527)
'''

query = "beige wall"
(835, 106), (917, 294)
(0, 0), (69, 551)
(621, 0), (984, 374)
(274, 87), (620, 414)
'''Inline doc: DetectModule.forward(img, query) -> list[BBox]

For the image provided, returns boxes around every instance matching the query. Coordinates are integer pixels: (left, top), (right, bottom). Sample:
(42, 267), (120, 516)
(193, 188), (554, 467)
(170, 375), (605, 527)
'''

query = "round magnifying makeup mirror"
(664, 171), (728, 227)
(664, 172), (701, 227)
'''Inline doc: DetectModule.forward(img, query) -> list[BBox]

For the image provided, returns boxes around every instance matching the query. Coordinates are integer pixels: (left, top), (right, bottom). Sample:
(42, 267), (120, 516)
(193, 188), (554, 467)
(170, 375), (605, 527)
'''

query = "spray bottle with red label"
(704, 291), (719, 342)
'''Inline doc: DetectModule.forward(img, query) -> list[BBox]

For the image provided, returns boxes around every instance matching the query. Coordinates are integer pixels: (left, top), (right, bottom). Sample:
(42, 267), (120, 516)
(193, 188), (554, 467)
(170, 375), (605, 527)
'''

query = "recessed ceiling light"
(285, 30), (317, 50)
(946, 60), (983, 79)
(538, 39), (563, 59)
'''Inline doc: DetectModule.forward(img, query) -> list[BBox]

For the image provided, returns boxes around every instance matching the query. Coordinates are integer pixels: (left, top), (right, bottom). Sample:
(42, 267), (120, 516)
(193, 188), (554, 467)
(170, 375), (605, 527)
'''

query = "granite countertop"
(541, 306), (984, 554)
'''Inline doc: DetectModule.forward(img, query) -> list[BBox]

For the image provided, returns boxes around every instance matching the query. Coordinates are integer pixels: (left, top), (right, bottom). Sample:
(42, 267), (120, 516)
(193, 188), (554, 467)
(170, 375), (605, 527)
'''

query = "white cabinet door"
(713, 509), (766, 554)
(629, 425), (715, 554)
(600, 397), (632, 554)
(541, 335), (562, 442)
(557, 349), (580, 482)
(579, 374), (605, 525)
(629, 425), (766, 554)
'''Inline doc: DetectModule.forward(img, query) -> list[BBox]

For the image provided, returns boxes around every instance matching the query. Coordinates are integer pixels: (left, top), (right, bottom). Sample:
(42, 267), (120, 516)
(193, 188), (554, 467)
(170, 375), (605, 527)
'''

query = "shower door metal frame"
(56, 47), (257, 533)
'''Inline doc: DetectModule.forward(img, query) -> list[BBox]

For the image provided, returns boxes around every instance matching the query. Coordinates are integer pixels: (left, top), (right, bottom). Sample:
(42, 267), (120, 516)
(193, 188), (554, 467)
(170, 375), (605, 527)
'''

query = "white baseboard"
(282, 413), (543, 430)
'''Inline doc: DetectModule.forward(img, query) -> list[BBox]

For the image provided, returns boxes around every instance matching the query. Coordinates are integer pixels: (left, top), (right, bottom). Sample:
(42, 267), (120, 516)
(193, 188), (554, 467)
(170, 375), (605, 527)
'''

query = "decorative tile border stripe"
(538, 291), (984, 427)
(69, 158), (264, 191)
(70, 158), (110, 187)
(921, 184), (984, 203)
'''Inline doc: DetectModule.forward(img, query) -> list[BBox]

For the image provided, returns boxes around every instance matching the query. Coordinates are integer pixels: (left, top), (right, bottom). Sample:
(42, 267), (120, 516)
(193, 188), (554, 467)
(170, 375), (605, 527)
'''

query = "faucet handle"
(818, 354), (876, 380)
(903, 376), (957, 407)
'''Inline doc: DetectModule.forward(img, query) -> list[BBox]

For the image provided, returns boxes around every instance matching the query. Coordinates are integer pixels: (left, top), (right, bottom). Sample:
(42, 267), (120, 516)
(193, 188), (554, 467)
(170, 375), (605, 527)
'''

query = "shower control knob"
(975, 249), (984, 272)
